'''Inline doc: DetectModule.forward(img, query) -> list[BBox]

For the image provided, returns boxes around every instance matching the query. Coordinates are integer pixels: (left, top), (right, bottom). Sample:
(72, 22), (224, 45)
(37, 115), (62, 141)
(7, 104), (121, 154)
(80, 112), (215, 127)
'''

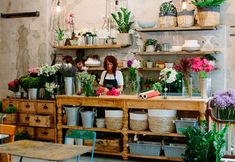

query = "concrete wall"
(0, 0), (234, 98)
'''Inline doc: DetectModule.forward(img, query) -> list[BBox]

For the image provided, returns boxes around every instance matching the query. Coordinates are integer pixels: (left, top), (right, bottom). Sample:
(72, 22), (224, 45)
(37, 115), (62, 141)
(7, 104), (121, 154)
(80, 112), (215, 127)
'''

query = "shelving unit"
(134, 50), (220, 55)
(135, 26), (218, 32)
(56, 95), (209, 161)
(53, 44), (128, 49)
(87, 67), (163, 71)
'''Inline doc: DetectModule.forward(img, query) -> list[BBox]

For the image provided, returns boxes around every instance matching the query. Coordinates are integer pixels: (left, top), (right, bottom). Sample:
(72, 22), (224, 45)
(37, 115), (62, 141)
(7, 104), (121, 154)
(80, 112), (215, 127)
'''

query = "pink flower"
(96, 87), (105, 96)
(28, 67), (39, 75)
(106, 87), (119, 96)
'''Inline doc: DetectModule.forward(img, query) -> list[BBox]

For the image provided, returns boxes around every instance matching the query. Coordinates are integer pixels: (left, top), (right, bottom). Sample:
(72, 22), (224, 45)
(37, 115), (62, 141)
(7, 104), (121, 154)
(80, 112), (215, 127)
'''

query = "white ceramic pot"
(14, 92), (21, 99)
(146, 45), (155, 52)
(28, 88), (37, 100)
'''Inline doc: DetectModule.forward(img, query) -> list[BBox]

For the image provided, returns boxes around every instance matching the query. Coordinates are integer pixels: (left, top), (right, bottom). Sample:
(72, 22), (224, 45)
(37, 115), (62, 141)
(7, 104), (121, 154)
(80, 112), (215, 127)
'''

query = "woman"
(99, 55), (124, 93)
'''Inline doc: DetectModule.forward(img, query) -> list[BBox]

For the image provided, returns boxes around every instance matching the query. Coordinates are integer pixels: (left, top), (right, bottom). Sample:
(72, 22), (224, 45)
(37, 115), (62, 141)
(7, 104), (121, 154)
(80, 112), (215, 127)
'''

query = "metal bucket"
(64, 106), (80, 126)
(80, 108), (96, 128)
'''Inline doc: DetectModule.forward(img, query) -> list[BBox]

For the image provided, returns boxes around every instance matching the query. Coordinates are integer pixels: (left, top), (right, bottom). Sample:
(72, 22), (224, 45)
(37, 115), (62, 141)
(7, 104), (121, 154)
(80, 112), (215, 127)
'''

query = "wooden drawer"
(17, 126), (35, 139)
(3, 114), (17, 125)
(3, 100), (19, 112)
(29, 115), (53, 128)
(19, 101), (36, 113)
(36, 128), (55, 141)
(19, 114), (31, 125)
(37, 102), (55, 115)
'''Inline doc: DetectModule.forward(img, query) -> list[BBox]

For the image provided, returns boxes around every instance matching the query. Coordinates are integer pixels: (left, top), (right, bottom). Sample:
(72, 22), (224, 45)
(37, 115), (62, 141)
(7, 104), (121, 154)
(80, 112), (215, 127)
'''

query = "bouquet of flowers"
(38, 64), (60, 84)
(212, 89), (235, 120)
(59, 63), (78, 77)
(45, 82), (58, 94)
(76, 71), (96, 96)
(8, 79), (20, 92)
(159, 67), (177, 84)
(174, 58), (193, 96)
(191, 57), (214, 78)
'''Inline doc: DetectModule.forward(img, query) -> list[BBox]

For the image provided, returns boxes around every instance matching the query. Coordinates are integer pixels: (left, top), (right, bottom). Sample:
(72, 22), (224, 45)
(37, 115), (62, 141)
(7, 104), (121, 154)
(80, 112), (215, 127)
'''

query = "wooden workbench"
(56, 95), (209, 161)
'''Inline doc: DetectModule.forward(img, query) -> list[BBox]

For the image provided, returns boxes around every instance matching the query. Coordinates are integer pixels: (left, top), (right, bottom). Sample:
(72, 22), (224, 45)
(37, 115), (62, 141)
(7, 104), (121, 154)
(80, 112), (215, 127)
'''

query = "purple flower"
(127, 60), (133, 68)
(212, 89), (235, 109)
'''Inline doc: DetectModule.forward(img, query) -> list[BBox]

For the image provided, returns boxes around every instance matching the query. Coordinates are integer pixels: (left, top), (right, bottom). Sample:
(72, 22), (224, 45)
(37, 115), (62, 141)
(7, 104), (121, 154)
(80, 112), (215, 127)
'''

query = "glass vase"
(182, 76), (192, 97)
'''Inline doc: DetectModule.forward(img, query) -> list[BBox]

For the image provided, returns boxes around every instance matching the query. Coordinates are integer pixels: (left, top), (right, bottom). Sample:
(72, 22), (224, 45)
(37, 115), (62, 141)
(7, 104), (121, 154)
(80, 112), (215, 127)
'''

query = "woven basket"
(159, 16), (177, 28)
(178, 15), (194, 28)
(198, 6), (220, 27)
(148, 116), (176, 133)
(129, 111), (148, 131)
(105, 117), (123, 130)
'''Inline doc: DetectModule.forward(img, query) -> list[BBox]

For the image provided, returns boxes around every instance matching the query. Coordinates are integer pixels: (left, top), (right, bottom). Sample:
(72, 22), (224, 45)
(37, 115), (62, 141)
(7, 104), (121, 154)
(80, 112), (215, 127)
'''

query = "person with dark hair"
(99, 55), (124, 93)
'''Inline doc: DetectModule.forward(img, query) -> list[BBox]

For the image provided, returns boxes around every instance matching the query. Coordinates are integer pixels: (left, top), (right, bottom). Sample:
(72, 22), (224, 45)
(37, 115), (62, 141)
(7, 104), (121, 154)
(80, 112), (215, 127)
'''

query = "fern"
(192, 0), (225, 7)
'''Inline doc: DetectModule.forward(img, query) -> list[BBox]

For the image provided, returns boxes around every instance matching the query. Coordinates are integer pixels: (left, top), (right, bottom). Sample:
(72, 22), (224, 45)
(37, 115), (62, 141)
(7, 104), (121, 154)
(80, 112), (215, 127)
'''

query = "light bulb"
(182, 0), (187, 10)
(56, 1), (61, 13)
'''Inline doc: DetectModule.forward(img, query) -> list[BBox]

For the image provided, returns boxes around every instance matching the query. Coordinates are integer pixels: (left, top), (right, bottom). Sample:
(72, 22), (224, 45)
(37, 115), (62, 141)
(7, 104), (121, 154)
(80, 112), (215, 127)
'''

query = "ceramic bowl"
(171, 46), (182, 52)
(138, 21), (156, 28)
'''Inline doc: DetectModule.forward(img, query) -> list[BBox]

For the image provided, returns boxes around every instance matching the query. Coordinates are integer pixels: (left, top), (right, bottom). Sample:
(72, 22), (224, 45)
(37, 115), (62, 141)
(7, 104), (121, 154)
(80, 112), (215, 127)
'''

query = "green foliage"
(55, 27), (65, 40)
(111, 8), (134, 33)
(152, 82), (163, 93)
(5, 104), (17, 114)
(192, 0), (226, 7)
(182, 121), (228, 162)
(20, 75), (41, 90)
(203, 54), (216, 61)
(159, 1), (177, 16)
(145, 39), (157, 46)
(15, 130), (31, 141)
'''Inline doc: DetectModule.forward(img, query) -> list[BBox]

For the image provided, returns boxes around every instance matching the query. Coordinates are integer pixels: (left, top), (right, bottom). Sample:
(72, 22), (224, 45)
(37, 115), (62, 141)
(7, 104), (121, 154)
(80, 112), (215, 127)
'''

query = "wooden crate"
(84, 138), (121, 153)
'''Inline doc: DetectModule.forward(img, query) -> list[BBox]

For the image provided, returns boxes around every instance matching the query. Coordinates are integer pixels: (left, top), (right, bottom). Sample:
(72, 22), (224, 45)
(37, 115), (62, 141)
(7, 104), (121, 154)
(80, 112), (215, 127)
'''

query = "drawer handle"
(25, 116), (29, 121)
(35, 118), (41, 122)
(26, 104), (30, 108)
(43, 131), (49, 135)
(43, 105), (48, 109)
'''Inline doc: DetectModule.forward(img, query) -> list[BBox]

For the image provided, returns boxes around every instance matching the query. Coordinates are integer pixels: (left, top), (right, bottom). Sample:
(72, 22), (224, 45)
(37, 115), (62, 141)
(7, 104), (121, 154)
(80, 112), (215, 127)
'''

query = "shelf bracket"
(1, 11), (40, 18)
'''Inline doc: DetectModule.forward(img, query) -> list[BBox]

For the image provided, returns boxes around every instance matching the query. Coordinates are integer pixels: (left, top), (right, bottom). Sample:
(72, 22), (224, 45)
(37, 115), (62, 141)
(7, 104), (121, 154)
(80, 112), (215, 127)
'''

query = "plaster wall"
(0, 0), (234, 98)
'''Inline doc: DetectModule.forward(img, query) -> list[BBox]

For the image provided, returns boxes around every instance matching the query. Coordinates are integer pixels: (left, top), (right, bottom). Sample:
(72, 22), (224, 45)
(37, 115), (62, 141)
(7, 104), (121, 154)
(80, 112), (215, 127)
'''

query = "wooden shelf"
(135, 26), (218, 32)
(95, 151), (122, 156)
(87, 67), (163, 71)
(127, 130), (185, 137)
(53, 44), (127, 49)
(61, 125), (123, 133)
(127, 154), (183, 161)
(134, 51), (220, 55)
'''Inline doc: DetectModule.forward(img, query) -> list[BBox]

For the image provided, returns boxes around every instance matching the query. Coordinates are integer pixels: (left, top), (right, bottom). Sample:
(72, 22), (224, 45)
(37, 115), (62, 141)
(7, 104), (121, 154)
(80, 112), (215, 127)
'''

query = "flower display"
(191, 57), (214, 78)
(127, 59), (141, 81)
(38, 64), (59, 77)
(212, 89), (235, 120)
(159, 68), (177, 84)
(77, 71), (96, 96)
(59, 63), (78, 77)
(8, 79), (20, 92)
(45, 82), (58, 94)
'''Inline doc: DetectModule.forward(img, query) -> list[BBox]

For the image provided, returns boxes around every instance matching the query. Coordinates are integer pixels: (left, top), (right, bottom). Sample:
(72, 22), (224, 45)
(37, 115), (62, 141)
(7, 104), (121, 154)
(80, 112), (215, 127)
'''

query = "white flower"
(132, 59), (141, 69)
(38, 64), (59, 77)
(67, 63), (72, 69)
(45, 82), (58, 94)
(159, 68), (177, 84)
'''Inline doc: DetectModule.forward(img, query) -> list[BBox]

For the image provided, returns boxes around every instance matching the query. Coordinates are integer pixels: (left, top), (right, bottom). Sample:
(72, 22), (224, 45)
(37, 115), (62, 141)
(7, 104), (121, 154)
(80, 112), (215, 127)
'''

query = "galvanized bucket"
(64, 106), (80, 126)
(80, 108), (96, 128)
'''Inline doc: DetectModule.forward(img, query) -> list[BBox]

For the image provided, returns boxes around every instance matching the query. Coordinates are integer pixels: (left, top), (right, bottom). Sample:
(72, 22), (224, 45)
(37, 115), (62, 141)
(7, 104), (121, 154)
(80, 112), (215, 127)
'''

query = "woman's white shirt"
(99, 70), (124, 86)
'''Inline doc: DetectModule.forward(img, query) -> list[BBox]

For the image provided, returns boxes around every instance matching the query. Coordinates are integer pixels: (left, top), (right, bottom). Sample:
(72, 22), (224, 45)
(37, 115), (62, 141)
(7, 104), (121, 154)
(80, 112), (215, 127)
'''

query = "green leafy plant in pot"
(111, 7), (134, 46)
(1, 104), (17, 124)
(159, 1), (177, 27)
(20, 75), (41, 99)
(55, 27), (65, 46)
(144, 39), (157, 52)
(192, 0), (225, 27)
(182, 121), (228, 162)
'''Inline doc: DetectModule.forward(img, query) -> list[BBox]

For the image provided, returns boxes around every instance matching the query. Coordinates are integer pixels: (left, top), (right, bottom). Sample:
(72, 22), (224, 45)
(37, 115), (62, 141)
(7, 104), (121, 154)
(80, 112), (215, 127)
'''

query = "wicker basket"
(198, 6), (220, 27)
(129, 111), (148, 131)
(159, 16), (177, 28)
(177, 11), (194, 28)
(105, 117), (123, 130)
(148, 110), (176, 133)
(105, 110), (123, 130)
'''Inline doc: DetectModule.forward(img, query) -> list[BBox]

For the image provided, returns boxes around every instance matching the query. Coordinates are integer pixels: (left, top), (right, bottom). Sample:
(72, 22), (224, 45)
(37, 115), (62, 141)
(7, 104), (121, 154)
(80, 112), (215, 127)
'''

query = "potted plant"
(111, 7), (134, 46)
(55, 27), (65, 46)
(145, 39), (157, 52)
(182, 121), (228, 162)
(2, 104), (17, 124)
(20, 75), (40, 100)
(8, 79), (21, 98)
(192, 0), (225, 27)
(159, 1), (177, 28)
(151, 82), (163, 93)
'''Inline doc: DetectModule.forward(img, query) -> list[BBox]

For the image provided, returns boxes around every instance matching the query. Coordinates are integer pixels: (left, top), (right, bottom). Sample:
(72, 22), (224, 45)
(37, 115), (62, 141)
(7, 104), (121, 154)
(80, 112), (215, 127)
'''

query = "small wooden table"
(0, 140), (92, 161)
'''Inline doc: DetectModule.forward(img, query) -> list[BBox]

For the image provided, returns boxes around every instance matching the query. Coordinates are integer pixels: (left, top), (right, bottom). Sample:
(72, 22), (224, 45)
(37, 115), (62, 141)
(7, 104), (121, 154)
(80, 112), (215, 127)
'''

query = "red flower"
(8, 79), (20, 92)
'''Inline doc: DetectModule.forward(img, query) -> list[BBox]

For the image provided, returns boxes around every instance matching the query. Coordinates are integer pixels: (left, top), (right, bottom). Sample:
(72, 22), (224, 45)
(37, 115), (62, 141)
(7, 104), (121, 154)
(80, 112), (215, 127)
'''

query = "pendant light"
(56, 0), (61, 13)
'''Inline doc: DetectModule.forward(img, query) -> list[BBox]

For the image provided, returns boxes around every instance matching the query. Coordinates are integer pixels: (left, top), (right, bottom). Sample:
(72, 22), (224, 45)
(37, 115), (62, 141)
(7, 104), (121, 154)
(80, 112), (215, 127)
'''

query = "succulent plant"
(159, 1), (177, 17)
